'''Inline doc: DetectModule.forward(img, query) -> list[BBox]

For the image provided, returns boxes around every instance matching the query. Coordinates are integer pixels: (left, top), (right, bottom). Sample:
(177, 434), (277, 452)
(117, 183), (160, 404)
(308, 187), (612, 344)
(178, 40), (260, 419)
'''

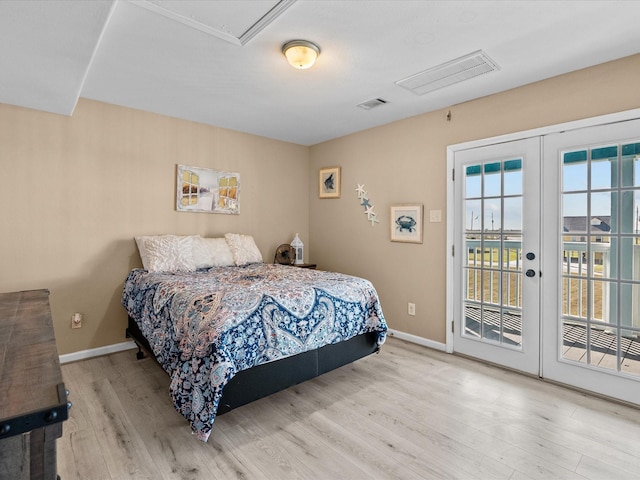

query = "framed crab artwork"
(390, 204), (423, 243)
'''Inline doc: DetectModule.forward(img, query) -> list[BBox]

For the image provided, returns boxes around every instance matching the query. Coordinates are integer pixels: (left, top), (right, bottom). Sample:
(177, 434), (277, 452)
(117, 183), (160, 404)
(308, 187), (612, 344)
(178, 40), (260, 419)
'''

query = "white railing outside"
(465, 239), (522, 310)
(465, 239), (639, 328)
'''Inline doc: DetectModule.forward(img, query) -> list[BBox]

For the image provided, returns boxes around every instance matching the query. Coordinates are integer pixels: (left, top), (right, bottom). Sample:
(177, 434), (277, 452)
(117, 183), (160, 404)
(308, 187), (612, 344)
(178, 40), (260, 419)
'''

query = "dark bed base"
(125, 316), (380, 415)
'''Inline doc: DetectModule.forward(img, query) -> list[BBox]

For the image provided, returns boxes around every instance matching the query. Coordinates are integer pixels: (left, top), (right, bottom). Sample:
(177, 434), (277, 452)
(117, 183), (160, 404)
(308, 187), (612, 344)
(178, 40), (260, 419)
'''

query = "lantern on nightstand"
(291, 233), (304, 265)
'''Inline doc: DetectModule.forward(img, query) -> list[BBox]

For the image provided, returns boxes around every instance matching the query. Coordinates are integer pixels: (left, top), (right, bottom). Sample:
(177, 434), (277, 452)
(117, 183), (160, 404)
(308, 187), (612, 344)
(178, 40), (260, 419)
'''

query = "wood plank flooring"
(57, 337), (640, 479)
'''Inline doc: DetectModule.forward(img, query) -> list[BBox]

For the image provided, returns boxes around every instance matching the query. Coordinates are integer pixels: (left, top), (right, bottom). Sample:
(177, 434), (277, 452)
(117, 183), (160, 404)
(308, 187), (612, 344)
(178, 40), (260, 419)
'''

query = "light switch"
(429, 209), (442, 223)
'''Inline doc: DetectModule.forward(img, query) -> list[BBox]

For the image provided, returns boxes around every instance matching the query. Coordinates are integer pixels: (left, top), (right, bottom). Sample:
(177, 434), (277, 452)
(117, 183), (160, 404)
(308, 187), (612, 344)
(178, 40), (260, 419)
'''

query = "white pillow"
(192, 237), (235, 268)
(134, 235), (154, 269)
(224, 233), (263, 266)
(136, 235), (200, 270)
(143, 235), (196, 273)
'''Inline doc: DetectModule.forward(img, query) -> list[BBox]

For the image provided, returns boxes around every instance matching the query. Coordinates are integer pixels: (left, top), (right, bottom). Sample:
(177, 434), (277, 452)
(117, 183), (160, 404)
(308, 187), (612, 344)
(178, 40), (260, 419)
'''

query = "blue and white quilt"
(122, 263), (387, 441)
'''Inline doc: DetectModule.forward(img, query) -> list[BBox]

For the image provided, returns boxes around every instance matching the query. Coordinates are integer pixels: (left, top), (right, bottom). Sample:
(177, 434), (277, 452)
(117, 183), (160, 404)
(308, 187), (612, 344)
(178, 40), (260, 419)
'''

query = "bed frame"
(126, 316), (380, 415)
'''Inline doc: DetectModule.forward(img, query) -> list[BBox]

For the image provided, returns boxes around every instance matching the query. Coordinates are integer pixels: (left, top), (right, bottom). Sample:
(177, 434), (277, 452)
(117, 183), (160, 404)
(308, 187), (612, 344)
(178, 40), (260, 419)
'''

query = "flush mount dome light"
(282, 40), (320, 69)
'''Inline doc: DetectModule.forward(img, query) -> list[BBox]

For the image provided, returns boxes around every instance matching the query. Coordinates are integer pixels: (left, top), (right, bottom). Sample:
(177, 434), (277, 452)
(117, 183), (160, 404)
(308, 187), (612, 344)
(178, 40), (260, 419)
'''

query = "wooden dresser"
(0, 289), (69, 480)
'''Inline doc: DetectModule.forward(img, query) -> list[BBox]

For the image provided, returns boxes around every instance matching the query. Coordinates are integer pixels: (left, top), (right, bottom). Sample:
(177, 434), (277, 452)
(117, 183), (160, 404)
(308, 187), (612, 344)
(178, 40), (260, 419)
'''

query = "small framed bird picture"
(319, 166), (341, 199)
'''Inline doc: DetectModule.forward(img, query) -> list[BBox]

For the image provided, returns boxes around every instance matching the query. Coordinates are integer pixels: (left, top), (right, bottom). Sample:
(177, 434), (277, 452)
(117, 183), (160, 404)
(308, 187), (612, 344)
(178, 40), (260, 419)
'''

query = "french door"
(451, 118), (640, 404)
(452, 138), (541, 375)
(542, 119), (640, 403)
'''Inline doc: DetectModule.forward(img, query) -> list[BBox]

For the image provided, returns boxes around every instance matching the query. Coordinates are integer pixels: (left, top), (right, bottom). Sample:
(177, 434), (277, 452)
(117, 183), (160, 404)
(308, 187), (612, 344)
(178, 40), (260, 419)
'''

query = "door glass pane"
(619, 238), (639, 281)
(465, 166), (482, 197)
(465, 268), (481, 301)
(563, 242), (585, 277)
(621, 328), (640, 374)
(620, 283), (640, 328)
(563, 193), (587, 224)
(465, 199), (482, 232)
(503, 271), (522, 311)
(504, 159), (522, 196)
(591, 192), (613, 228)
(621, 143), (640, 187)
(465, 236), (481, 267)
(484, 198), (501, 232)
(591, 154), (617, 190)
(620, 190), (640, 234)
(481, 306), (501, 341)
(481, 270), (499, 304)
(560, 142), (640, 378)
(562, 320), (587, 364)
(588, 324), (618, 371)
(503, 197), (522, 231)
(464, 304), (481, 337)
(503, 236), (521, 270)
(590, 280), (615, 323)
(563, 276), (587, 318)
(591, 236), (612, 279)
(463, 159), (523, 349)
(484, 162), (501, 197)
(563, 151), (587, 191)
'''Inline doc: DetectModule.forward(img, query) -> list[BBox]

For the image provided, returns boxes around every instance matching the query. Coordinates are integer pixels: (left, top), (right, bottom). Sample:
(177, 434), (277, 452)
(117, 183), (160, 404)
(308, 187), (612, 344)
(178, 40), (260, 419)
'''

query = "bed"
(121, 234), (387, 441)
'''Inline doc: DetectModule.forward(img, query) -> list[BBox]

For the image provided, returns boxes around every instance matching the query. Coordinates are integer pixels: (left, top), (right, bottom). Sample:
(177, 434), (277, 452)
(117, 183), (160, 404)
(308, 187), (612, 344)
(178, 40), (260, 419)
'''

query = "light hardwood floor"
(57, 337), (640, 479)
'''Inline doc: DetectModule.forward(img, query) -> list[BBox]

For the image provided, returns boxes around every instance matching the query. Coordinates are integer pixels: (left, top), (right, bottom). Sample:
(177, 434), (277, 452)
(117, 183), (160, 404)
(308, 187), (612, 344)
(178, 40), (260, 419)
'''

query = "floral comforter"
(121, 263), (387, 441)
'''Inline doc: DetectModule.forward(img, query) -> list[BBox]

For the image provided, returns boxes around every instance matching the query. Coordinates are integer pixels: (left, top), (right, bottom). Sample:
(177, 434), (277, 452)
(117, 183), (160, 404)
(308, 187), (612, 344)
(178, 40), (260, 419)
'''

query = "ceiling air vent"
(396, 50), (500, 96)
(357, 98), (389, 110)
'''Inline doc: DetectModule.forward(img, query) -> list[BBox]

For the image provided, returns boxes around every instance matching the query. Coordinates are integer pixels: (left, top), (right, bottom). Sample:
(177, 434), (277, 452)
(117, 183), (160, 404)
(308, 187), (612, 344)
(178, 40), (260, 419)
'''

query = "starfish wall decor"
(355, 184), (380, 226)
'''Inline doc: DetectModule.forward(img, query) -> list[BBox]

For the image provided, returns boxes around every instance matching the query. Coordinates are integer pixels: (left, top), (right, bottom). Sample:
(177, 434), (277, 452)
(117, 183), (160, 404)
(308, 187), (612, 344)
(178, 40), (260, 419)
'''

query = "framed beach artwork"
(176, 164), (240, 214)
(390, 204), (423, 243)
(319, 166), (341, 198)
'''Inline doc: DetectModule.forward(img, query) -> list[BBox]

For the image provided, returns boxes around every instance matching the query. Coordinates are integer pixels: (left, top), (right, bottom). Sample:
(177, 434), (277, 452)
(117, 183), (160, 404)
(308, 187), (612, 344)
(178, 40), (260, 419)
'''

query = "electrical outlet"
(408, 302), (416, 316)
(71, 312), (82, 329)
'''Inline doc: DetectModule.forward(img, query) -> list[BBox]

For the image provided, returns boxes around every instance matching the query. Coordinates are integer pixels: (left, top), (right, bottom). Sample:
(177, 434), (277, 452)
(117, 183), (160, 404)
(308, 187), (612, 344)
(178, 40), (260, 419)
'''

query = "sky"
(464, 154), (640, 233)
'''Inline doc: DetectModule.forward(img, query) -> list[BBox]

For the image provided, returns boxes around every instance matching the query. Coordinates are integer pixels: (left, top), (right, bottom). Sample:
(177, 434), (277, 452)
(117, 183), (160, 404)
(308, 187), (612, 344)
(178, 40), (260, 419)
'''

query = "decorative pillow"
(224, 233), (263, 266)
(134, 235), (154, 270)
(192, 236), (235, 268)
(136, 235), (200, 270)
(142, 235), (196, 273)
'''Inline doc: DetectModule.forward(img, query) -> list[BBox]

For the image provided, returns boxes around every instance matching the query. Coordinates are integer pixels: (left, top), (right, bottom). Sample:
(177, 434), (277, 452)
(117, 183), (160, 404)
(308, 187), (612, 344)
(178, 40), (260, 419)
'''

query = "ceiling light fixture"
(282, 40), (320, 69)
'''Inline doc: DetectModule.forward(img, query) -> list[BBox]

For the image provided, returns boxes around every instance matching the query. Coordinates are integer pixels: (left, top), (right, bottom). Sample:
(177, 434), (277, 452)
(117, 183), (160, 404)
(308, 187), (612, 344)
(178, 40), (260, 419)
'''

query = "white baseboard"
(59, 341), (137, 364)
(59, 331), (444, 365)
(386, 328), (447, 352)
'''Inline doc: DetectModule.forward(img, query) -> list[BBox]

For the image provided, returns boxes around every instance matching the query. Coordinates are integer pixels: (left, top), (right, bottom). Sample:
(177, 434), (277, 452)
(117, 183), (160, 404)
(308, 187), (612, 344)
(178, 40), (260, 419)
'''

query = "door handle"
(526, 252), (535, 260)
(526, 269), (536, 277)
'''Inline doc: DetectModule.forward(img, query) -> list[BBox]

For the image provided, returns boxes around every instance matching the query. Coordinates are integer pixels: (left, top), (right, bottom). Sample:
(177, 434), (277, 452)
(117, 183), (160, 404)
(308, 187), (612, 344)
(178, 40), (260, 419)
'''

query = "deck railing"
(465, 239), (640, 328)
(465, 239), (523, 310)
(561, 241), (611, 323)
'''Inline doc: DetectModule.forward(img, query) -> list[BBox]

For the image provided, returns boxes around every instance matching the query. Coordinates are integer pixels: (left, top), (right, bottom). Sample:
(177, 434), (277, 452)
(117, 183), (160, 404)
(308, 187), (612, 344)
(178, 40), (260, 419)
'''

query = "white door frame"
(446, 108), (640, 354)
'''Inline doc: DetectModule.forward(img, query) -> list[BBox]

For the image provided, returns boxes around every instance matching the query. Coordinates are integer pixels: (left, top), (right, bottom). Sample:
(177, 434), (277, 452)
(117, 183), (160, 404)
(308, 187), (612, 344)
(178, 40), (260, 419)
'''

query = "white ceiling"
(2, 0), (640, 146)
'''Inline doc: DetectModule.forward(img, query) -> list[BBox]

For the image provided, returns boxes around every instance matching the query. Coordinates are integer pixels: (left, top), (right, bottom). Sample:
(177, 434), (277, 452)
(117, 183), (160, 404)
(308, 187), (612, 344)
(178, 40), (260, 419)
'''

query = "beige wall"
(309, 54), (640, 344)
(2, 54), (639, 355)
(0, 99), (309, 354)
